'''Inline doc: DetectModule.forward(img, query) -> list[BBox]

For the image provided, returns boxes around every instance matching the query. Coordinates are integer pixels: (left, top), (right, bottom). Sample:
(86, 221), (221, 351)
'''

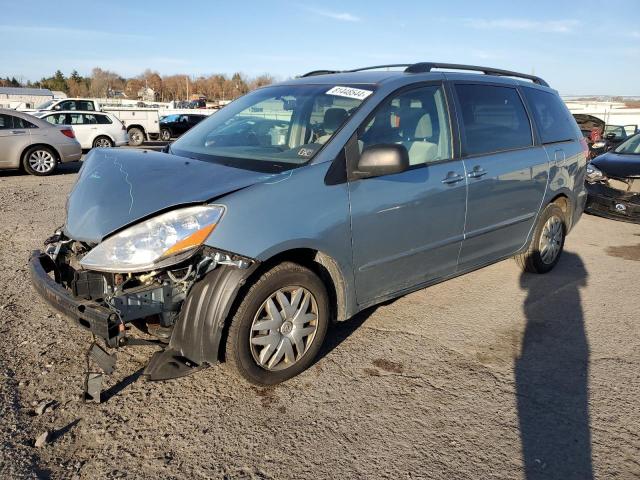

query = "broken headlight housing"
(79, 205), (225, 273)
(585, 164), (606, 183)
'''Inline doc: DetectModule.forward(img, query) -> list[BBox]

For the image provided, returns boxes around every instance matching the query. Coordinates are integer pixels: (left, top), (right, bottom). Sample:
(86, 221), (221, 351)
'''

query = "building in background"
(0, 87), (55, 109)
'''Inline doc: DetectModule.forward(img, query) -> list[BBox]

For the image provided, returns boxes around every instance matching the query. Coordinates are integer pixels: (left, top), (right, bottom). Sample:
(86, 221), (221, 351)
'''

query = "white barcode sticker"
(326, 86), (373, 100)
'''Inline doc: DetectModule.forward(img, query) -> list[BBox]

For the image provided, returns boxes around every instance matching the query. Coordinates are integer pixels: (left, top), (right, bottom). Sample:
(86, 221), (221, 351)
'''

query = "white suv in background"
(34, 111), (128, 149)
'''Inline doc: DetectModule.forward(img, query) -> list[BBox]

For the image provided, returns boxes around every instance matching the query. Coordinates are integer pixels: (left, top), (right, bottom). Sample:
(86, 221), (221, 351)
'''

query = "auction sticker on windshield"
(326, 86), (373, 100)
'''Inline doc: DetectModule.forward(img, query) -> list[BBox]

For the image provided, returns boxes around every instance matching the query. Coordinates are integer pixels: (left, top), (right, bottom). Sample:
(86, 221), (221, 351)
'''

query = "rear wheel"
(160, 128), (171, 141)
(22, 146), (57, 176)
(93, 136), (114, 148)
(225, 262), (329, 385)
(515, 203), (566, 273)
(128, 127), (144, 146)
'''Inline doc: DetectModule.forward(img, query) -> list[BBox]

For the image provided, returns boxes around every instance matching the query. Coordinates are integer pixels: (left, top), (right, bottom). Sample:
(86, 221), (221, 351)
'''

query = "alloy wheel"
(28, 150), (55, 174)
(95, 138), (112, 148)
(249, 287), (319, 371)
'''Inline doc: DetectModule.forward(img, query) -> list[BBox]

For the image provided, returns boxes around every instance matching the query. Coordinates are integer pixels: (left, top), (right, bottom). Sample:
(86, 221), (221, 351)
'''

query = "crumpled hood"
(592, 152), (640, 178)
(64, 149), (275, 243)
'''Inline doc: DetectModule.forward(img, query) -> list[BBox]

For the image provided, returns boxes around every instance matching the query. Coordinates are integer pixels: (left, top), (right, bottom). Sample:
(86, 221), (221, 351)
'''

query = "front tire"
(225, 262), (329, 385)
(515, 203), (566, 274)
(22, 146), (57, 176)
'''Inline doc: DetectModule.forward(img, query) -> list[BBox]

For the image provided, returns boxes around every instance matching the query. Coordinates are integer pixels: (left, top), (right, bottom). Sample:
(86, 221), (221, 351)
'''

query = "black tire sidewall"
(228, 264), (329, 385)
(22, 146), (57, 176)
(530, 204), (566, 273)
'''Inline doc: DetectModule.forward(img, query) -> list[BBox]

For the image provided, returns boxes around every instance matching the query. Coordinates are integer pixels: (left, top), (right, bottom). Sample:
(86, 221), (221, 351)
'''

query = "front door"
(348, 84), (467, 305)
(452, 83), (548, 268)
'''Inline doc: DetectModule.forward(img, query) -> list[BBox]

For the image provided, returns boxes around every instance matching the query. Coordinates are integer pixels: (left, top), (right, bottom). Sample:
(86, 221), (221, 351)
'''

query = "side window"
(522, 88), (578, 144)
(78, 101), (94, 111)
(95, 114), (112, 124)
(59, 100), (77, 110)
(0, 114), (11, 129)
(455, 84), (532, 156)
(358, 85), (452, 166)
(13, 117), (37, 128)
(83, 114), (97, 124)
(69, 113), (84, 125)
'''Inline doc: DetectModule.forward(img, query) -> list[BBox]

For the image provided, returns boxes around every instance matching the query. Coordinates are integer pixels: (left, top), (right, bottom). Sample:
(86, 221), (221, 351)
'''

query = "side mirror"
(605, 132), (616, 140)
(353, 144), (410, 179)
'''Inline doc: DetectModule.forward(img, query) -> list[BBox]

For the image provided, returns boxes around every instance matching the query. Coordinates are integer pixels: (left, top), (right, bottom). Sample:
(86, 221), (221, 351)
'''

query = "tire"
(22, 146), (57, 176)
(225, 262), (329, 385)
(128, 127), (144, 146)
(92, 136), (114, 148)
(160, 128), (172, 141)
(515, 203), (566, 274)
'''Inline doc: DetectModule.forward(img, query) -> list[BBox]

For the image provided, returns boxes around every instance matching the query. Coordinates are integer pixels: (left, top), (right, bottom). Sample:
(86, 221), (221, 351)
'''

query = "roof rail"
(299, 62), (549, 87)
(404, 62), (549, 87)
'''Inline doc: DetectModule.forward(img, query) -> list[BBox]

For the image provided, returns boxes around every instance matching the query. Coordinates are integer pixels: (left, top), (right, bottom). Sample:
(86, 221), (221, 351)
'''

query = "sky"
(1, 0), (639, 95)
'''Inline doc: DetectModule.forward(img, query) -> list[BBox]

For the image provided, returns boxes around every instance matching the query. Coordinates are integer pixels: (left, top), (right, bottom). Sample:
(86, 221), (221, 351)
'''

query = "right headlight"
(585, 164), (606, 183)
(79, 205), (225, 273)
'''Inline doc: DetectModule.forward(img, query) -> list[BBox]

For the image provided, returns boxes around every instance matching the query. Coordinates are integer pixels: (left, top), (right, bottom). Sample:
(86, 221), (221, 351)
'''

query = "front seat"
(316, 108), (348, 144)
(403, 113), (438, 165)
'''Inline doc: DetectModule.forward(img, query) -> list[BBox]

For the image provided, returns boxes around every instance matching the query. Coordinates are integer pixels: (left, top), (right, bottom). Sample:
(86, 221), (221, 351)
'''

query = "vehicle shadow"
(515, 251), (593, 479)
(0, 161), (82, 177)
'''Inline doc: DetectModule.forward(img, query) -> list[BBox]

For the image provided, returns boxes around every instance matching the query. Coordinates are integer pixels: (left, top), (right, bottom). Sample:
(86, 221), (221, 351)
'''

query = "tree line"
(0, 68), (275, 101)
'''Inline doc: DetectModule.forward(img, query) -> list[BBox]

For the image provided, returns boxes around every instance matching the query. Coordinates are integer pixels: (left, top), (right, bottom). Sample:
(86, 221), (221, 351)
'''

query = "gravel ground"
(0, 158), (639, 479)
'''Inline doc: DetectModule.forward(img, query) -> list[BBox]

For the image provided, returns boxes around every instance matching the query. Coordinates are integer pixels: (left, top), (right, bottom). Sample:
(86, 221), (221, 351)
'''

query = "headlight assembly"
(585, 164), (606, 183)
(79, 205), (225, 273)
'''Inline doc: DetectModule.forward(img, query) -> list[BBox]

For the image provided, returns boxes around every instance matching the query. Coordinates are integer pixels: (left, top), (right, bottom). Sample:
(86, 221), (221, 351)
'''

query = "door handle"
(11, 130), (26, 134)
(441, 172), (464, 185)
(467, 166), (487, 178)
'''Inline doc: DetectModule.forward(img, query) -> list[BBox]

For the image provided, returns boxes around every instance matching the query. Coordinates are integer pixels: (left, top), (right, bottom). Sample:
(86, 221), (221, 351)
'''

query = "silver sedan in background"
(0, 108), (82, 175)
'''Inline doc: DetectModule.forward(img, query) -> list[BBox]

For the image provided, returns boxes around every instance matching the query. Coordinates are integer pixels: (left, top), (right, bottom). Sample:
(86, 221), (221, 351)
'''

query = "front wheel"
(225, 262), (329, 385)
(515, 203), (566, 274)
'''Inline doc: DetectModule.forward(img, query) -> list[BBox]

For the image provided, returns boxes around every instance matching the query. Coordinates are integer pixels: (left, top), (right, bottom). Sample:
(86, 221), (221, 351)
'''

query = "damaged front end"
(585, 164), (640, 223)
(30, 228), (256, 401)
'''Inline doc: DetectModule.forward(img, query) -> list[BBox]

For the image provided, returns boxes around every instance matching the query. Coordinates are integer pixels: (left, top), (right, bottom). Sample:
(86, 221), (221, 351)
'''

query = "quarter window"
(522, 87), (578, 144)
(455, 84), (533, 156)
(0, 114), (11, 129)
(95, 114), (112, 124)
(358, 85), (452, 166)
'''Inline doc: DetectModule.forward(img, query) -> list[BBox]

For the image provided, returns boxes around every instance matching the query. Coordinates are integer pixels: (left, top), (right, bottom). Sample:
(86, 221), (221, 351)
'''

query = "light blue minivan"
(31, 63), (587, 389)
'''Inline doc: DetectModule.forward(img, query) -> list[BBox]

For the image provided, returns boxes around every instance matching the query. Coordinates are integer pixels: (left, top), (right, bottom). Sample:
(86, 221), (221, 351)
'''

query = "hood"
(64, 149), (276, 243)
(591, 152), (640, 178)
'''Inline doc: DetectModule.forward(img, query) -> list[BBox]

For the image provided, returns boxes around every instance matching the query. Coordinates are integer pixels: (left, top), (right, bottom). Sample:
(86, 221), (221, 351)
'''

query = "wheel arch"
(20, 143), (61, 166)
(93, 134), (115, 146)
(548, 193), (572, 228)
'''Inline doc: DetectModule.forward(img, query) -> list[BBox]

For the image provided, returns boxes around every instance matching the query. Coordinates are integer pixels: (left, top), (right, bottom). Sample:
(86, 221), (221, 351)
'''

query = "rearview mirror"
(353, 144), (410, 179)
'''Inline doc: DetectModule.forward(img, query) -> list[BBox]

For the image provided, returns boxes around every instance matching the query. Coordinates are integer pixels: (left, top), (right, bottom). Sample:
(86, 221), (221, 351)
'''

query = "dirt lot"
(1, 158), (639, 479)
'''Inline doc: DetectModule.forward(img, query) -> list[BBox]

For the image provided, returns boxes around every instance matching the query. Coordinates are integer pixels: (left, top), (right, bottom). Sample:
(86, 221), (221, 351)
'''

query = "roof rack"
(299, 62), (549, 87)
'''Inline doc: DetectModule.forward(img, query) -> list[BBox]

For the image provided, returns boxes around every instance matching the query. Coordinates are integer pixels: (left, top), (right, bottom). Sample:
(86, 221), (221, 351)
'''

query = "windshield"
(170, 84), (374, 172)
(36, 100), (56, 110)
(614, 133), (640, 154)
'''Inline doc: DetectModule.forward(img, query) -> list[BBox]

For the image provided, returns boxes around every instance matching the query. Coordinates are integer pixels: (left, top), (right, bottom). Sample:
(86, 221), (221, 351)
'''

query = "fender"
(144, 262), (259, 380)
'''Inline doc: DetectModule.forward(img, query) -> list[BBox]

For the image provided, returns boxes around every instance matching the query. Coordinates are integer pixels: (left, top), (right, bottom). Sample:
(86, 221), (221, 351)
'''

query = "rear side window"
(13, 117), (37, 128)
(95, 114), (112, 124)
(78, 100), (95, 111)
(0, 114), (11, 129)
(523, 88), (578, 144)
(455, 84), (532, 156)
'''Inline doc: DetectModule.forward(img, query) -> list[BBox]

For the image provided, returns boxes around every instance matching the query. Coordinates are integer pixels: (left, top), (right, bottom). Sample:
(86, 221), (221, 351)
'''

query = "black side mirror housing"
(353, 144), (410, 179)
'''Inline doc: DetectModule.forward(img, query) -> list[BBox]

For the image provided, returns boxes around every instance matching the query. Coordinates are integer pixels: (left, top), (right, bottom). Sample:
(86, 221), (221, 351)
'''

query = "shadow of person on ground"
(515, 252), (593, 479)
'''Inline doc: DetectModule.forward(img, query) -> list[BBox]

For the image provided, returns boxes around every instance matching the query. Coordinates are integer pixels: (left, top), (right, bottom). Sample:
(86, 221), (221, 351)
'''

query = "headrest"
(414, 113), (433, 138)
(323, 108), (348, 132)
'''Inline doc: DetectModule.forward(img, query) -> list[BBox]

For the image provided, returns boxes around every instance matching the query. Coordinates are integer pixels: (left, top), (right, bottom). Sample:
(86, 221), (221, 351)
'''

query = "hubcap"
(28, 150), (55, 173)
(129, 131), (141, 143)
(539, 215), (563, 264)
(161, 130), (170, 140)
(96, 138), (112, 148)
(250, 287), (318, 371)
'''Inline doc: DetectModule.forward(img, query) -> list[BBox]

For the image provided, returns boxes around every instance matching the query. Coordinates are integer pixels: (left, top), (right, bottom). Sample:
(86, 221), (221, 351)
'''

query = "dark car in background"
(573, 113), (638, 159)
(585, 133), (640, 223)
(159, 113), (208, 141)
